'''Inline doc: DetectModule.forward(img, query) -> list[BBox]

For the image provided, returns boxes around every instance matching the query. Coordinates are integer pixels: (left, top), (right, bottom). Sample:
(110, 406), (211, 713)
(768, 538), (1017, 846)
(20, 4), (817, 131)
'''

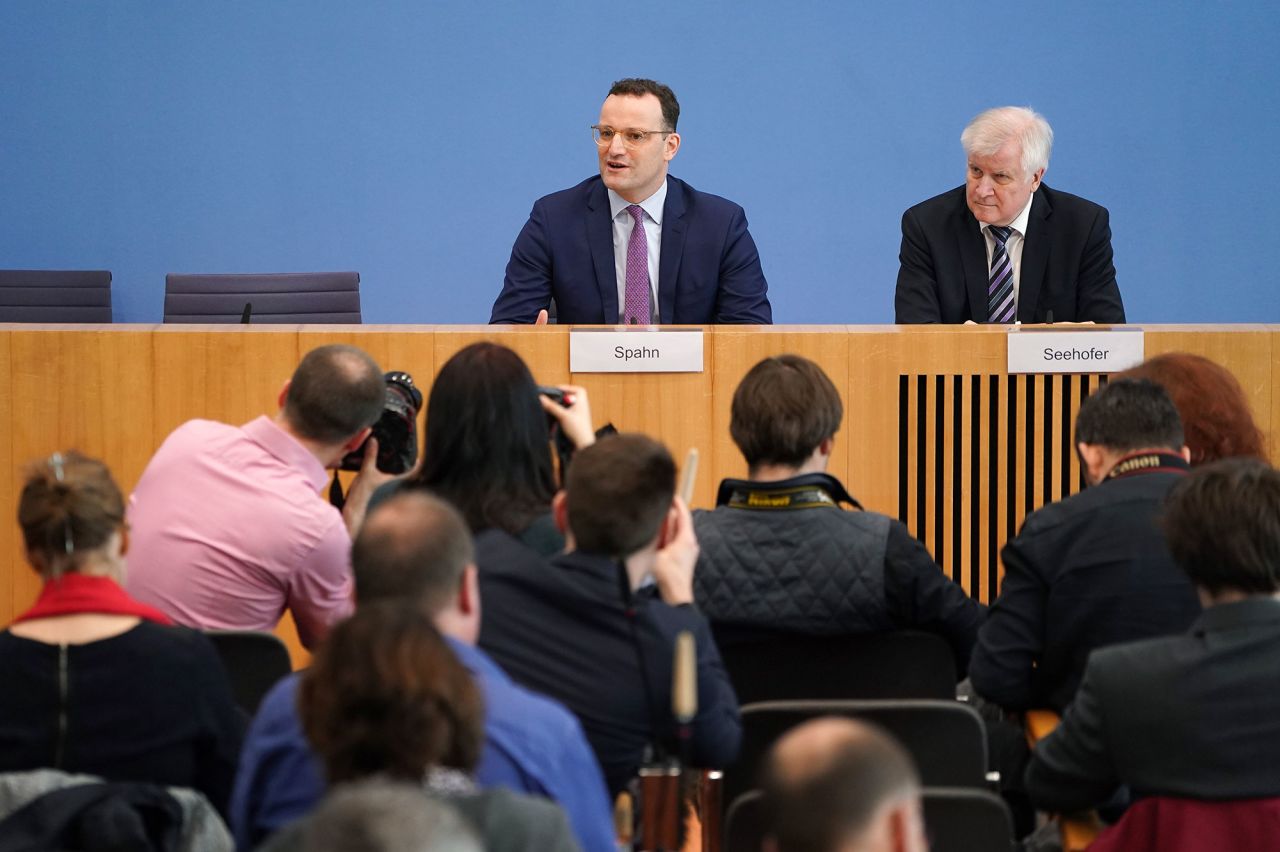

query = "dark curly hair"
(298, 603), (484, 784)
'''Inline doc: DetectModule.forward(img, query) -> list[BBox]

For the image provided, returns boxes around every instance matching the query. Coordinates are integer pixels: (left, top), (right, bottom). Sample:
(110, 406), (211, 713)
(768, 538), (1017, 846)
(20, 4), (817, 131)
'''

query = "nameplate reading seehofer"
(569, 328), (704, 373)
(1007, 328), (1145, 374)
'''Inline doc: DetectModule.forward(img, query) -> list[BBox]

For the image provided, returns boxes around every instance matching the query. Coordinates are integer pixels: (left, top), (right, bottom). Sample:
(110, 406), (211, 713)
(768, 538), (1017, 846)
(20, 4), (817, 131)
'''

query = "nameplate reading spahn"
(569, 328), (704, 373)
(1007, 329), (1144, 374)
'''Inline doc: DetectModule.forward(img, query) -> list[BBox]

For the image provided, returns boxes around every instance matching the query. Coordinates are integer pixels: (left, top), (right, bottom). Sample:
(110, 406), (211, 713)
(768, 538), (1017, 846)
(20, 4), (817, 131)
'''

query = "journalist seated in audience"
(231, 492), (611, 852)
(476, 433), (741, 796)
(970, 378), (1202, 715)
(0, 452), (242, 815)
(373, 341), (596, 555)
(1027, 458), (1280, 817)
(692, 354), (986, 672)
(1116, 352), (1266, 465)
(761, 717), (926, 852)
(262, 603), (580, 852)
(289, 780), (481, 852)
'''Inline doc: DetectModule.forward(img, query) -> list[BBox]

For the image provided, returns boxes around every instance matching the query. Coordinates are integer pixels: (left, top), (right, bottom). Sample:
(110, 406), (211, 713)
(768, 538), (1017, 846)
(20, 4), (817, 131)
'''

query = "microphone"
(240, 302), (253, 324)
(673, 629), (698, 772)
(672, 631), (698, 726)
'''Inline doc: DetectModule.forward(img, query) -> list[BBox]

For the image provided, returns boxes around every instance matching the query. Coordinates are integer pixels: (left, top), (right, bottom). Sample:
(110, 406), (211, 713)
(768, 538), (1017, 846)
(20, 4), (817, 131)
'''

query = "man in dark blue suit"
(490, 79), (771, 325)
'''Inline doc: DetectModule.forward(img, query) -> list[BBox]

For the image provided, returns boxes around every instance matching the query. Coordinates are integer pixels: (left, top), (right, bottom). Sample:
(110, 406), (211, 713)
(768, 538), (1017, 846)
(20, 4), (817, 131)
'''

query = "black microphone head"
(240, 302), (253, 324)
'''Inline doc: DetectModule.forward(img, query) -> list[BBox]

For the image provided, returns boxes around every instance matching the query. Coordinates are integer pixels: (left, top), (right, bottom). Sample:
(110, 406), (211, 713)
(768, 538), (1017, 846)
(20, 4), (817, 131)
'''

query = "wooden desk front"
(0, 324), (1273, 661)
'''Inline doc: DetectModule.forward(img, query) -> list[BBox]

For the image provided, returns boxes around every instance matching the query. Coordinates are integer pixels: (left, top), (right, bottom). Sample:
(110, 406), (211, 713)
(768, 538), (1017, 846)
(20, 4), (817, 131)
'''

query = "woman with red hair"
(1116, 353), (1266, 465)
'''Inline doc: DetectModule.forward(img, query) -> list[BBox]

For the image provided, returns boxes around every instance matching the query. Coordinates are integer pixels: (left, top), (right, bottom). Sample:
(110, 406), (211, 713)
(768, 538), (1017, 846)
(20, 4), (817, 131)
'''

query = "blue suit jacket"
(491, 175), (771, 324)
(227, 640), (614, 852)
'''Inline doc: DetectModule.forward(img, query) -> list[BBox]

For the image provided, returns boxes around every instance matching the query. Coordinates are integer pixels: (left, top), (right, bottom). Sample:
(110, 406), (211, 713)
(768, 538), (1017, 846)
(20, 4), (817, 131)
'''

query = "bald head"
(763, 718), (923, 852)
(352, 492), (474, 616)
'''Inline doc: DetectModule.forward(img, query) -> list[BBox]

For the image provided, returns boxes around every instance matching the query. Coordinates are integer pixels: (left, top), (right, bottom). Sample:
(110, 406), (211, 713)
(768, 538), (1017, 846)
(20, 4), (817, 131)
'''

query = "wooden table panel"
(0, 324), (1272, 633)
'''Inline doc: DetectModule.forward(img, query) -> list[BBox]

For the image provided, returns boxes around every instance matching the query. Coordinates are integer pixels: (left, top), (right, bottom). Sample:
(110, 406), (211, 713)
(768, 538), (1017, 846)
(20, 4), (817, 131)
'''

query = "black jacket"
(1027, 598), (1280, 812)
(895, 183), (1125, 324)
(970, 460), (1201, 712)
(693, 474), (986, 673)
(475, 532), (741, 795)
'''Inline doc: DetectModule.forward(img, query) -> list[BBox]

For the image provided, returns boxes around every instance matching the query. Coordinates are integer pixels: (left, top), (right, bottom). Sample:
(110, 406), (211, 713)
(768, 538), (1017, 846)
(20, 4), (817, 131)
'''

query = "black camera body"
(340, 371), (423, 474)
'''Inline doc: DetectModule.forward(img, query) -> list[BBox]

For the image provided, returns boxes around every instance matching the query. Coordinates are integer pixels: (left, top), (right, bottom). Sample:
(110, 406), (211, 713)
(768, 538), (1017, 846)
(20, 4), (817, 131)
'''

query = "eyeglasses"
(591, 125), (673, 150)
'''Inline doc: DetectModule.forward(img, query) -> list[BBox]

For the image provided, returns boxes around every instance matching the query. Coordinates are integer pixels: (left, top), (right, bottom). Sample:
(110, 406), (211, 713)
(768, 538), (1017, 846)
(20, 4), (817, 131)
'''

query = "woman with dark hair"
(1116, 352), (1267, 465)
(262, 604), (578, 852)
(0, 451), (242, 814)
(376, 341), (596, 555)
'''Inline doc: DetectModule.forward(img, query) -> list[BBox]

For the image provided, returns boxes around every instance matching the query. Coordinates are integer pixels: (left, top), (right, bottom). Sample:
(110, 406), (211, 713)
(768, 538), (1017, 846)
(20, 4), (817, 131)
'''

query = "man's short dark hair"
(1163, 458), (1280, 596)
(730, 355), (844, 472)
(352, 492), (474, 615)
(609, 78), (680, 131)
(284, 344), (386, 444)
(762, 718), (920, 852)
(565, 433), (675, 557)
(1074, 378), (1184, 452)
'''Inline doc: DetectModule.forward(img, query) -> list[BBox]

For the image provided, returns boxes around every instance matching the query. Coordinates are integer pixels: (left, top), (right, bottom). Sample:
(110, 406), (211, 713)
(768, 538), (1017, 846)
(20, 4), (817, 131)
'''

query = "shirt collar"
(1192, 596), (1280, 635)
(981, 193), (1034, 239)
(241, 415), (329, 492)
(607, 177), (667, 226)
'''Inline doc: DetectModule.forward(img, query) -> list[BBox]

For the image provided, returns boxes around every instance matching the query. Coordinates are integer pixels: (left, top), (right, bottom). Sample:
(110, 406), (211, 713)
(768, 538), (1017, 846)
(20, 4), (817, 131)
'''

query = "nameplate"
(569, 328), (704, 373)
(1007, 328), (1145, 374)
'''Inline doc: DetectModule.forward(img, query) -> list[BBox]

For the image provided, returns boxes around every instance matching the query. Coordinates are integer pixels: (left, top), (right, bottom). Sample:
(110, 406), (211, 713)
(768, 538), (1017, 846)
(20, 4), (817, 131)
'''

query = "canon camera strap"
(1104, 450), (1190, 481)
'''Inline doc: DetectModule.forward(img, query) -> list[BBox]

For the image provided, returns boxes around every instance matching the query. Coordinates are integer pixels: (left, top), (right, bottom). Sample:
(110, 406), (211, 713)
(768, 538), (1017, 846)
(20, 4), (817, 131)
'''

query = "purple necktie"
(987, 225), (1015, 323)
(623, 204), (651, 324)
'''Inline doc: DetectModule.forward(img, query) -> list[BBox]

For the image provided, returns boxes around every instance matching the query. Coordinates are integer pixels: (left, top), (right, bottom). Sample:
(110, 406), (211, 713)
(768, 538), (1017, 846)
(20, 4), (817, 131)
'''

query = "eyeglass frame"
(590, 124), (675, 150)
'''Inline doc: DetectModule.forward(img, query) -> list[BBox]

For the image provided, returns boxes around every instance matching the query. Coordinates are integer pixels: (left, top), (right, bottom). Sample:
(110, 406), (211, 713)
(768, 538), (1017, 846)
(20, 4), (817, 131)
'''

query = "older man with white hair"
(895, 106), (1125, 325)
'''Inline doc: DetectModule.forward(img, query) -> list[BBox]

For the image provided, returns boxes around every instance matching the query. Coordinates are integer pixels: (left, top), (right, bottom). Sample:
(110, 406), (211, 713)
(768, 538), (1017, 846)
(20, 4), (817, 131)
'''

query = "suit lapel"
(585, 180), (619, 323)
(1017, 190), (1051, 322)
(956, 199), (989, 322)
(658, 177), (686, 324)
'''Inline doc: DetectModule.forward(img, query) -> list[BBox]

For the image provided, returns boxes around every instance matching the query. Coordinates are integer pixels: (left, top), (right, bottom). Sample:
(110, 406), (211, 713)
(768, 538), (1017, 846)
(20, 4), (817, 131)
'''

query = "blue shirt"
(228, 638), (614, 852)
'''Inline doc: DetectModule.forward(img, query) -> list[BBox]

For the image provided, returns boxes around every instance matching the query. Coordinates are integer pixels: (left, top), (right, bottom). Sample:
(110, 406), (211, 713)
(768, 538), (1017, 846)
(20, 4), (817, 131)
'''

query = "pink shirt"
(126, 416), (353, 649)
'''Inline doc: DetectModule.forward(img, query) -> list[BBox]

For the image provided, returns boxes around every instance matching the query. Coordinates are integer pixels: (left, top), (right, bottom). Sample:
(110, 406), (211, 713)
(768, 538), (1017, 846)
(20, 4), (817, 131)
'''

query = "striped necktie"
(987, 225), (1015, 323)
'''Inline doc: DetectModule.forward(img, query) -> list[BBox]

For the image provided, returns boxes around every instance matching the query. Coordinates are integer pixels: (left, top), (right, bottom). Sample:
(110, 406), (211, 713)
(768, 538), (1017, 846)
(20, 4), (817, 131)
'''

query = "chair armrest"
(1022, 710), (1102, 851)
(1024, 709), (1061, 749)
(1060, 812), (1103, 851)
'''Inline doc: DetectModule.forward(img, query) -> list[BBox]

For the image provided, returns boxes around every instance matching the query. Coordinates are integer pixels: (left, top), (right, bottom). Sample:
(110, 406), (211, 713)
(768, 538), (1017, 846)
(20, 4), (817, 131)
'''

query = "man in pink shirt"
(126, 344), (393, 649)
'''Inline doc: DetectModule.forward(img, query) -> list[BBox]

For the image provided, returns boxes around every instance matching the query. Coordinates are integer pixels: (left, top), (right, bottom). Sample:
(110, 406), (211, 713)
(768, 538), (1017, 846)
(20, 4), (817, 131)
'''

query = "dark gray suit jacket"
(895, 184), (1126, 324)
(1026, 597), (1280, 813)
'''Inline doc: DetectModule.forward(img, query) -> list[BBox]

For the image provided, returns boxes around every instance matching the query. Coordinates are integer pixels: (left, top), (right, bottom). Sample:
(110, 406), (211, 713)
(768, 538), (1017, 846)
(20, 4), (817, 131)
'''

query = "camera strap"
(328, 471), (345, 510)
(716, 472), (863, 511)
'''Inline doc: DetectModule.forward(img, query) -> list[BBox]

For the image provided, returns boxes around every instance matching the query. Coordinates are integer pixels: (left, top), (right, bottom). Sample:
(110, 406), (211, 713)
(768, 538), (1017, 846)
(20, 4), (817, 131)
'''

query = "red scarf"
(11, 573), (174, 626)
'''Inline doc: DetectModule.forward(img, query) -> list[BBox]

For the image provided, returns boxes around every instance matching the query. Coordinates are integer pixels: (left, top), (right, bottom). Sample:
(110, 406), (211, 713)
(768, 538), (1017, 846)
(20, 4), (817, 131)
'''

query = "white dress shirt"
(607, 179), (666, 324)
(980, 194), (1035, 316)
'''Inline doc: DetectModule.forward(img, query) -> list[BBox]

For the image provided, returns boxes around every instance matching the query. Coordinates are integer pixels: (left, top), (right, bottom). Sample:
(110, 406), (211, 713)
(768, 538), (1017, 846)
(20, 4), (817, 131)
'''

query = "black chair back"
(713, 627), (957, 703)
(726, 699), (987, 805)
(922, 787), (1015, 852)
(0, 270), (112, 322)
(163, 272), (361, 323)
(724, 790), (766, 852)
(204, 630), (293, 716)
(723, 786), (1013, 852)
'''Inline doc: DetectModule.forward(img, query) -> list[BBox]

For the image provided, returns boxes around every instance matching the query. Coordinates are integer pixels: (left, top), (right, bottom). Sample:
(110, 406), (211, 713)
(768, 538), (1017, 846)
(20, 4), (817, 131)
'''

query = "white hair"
(961, 106), (1053, 177)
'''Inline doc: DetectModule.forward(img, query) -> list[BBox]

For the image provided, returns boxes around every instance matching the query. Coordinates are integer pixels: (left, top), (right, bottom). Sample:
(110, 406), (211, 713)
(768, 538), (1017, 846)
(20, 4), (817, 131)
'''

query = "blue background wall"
(2, 1), (1277, 324)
